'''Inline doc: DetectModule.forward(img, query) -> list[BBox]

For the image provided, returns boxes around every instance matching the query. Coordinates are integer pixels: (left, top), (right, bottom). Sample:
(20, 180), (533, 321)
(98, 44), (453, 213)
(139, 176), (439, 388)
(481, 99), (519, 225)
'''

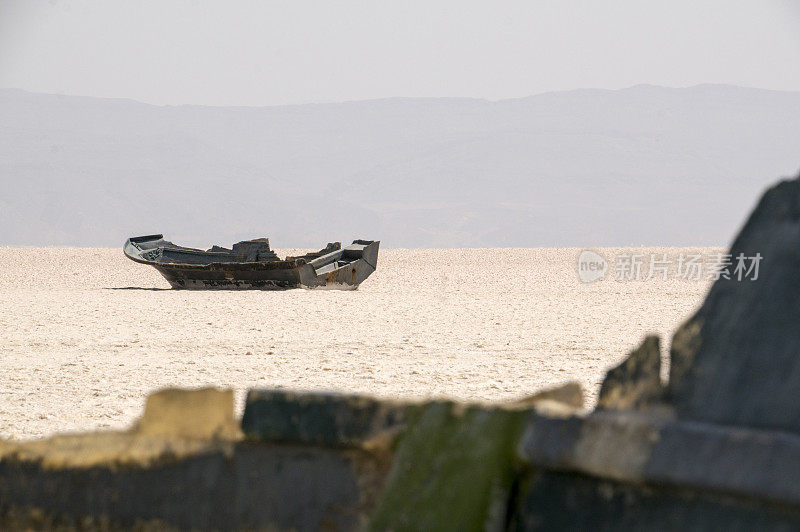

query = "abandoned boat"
(123, 235), (379, 290)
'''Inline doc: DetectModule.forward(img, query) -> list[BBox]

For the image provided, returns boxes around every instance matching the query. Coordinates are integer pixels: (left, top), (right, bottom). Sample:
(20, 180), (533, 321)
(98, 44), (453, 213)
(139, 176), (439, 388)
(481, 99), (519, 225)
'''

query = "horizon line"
(2, 82), (797, 110)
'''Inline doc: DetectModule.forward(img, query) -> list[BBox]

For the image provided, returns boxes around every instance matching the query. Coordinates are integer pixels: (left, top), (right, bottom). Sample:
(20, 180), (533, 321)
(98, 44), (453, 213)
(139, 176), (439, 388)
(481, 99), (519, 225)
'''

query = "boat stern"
(299, 240), (380, 289)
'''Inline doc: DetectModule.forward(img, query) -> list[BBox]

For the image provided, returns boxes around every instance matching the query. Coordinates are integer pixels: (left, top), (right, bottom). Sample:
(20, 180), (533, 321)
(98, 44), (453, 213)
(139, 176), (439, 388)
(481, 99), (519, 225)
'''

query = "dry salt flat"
(0, 246), (718, 440)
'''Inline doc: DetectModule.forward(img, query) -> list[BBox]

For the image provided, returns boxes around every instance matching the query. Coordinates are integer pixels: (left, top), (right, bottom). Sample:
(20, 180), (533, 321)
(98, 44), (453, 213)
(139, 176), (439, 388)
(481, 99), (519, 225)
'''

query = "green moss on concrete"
(369, 402), (528, 531)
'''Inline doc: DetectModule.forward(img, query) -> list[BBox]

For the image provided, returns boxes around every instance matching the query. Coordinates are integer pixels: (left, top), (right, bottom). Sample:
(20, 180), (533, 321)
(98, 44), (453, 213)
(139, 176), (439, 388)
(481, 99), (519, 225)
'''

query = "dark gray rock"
(669, 176), (800, 432)
(241, 390), (411, 449)
(645, 420), (800, 506)
(597, 336), (663, 411)
(519, 410), (665, 483)
(519, 408), (800, 507)
(512, 471), (800, 532)
(0, 443), (384, 531)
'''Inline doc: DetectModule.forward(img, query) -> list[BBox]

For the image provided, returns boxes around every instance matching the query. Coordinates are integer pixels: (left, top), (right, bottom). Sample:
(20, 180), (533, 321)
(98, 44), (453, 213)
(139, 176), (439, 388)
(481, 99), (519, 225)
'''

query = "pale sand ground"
(0, 247), (717, 440)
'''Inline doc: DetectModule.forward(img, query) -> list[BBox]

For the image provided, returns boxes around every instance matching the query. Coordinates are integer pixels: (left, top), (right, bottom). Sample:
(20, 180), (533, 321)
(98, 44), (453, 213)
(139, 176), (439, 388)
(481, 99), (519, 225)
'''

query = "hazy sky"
(1, 0), (800, 106)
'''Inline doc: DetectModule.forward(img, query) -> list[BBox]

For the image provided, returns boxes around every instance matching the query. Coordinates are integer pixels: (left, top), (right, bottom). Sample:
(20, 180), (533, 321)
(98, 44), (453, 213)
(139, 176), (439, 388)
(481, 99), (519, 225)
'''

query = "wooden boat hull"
(123, 235), (379, 290)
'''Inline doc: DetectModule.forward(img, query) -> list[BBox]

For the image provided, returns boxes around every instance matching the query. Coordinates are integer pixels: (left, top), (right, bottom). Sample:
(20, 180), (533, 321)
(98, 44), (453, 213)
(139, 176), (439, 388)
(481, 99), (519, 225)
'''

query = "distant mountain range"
(1, 85), (798, 248)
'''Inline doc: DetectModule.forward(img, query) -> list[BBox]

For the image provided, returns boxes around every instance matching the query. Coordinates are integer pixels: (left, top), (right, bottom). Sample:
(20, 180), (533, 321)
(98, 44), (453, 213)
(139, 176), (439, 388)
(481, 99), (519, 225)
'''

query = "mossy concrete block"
(369, 402), (529, 531)
(242, 389), (410, 449)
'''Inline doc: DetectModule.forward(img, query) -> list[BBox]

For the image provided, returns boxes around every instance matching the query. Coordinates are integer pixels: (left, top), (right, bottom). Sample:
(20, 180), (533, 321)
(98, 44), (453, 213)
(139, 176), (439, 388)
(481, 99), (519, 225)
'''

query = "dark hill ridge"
(1, 85), (798, 247)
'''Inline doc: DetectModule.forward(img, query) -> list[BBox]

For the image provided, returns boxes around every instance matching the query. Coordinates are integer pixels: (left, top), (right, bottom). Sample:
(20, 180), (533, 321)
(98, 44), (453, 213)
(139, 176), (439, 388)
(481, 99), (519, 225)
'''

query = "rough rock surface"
(242, 390), (410, 449)
(0, 444), (380, 531)
(597, 336), (663, 411)
(136, 387), (242, 440)
(669, 176), (800, 432)
(0, 388), (241, 469)
(512, 471), (800, 531)
(511, 381), (584, 409)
